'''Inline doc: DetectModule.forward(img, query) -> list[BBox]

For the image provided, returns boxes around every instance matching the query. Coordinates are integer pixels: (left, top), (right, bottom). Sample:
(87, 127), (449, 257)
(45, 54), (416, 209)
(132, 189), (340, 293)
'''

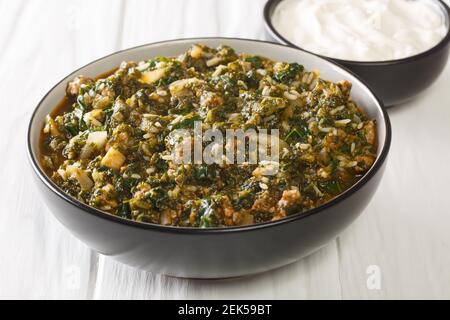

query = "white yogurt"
(272, 0), (448, 61)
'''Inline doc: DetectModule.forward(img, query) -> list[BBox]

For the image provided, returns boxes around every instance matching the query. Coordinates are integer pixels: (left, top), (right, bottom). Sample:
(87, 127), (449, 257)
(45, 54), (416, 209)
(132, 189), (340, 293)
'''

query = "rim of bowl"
(264, 0), (450, 66)
(27, 37), (392, 234)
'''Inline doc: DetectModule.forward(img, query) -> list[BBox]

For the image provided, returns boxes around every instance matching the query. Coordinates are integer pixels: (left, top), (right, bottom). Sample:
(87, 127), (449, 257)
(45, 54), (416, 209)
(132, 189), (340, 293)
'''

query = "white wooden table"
(1, 0), (450, 300)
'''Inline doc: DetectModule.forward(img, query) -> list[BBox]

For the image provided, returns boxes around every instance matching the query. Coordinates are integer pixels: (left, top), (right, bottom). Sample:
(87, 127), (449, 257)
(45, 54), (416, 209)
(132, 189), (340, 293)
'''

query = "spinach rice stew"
(40, 44), (377, 228)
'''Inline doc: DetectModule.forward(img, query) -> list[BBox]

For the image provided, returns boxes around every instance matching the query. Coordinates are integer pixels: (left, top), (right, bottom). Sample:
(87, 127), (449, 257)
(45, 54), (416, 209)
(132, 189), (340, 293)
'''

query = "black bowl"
(27, 38), (391, 278)
(264, 0), (450, 107)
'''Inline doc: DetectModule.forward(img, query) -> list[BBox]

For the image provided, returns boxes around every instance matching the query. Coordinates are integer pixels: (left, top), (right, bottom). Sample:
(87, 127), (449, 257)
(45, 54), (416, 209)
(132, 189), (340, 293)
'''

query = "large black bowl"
(27, 38), (391, 279)
(264, 0), (450, 107)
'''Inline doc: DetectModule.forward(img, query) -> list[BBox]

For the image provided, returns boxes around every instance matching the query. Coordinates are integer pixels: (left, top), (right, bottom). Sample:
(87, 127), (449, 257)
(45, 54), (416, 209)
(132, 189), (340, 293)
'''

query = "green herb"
(245, 56), (263, 69)
(197, 199), (214, 228)
(63, 113), (80, 137)
(274, 63), (303, 84)
(118, 203), (131, 219)
(321, 180), (343, 194)
(169, 113), (201, 130)
(146, 187), (168, 210)
(285, 127), (308, 142)
(285, 129), (302, 141)
(194, 165), (211, 184)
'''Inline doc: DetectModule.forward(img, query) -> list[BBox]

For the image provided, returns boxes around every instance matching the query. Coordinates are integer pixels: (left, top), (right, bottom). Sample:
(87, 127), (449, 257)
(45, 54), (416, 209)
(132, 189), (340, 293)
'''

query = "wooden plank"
(338, 60), (450, 299)
(118, 0), (268, 50)
(93, 243), (341, 300)
(0, 0), (125, 299)
(3, 0), (450, 299)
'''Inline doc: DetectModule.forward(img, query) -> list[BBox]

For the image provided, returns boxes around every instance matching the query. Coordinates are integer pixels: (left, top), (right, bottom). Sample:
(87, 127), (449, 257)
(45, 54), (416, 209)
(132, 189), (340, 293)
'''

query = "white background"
(1, 0), (450, 299)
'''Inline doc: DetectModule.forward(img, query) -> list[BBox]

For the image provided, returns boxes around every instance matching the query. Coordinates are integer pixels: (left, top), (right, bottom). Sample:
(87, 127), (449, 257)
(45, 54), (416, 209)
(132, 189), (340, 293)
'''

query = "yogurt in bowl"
(265, 0), (450, 106)
(271, 0), (447, 62)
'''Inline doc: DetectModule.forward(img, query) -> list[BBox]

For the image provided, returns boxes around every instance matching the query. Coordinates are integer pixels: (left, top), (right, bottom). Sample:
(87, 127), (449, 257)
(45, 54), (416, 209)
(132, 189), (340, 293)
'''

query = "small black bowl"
(264, 0), (450, 107)
(27, 38), (391, 279)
